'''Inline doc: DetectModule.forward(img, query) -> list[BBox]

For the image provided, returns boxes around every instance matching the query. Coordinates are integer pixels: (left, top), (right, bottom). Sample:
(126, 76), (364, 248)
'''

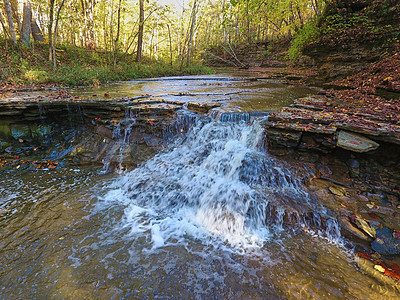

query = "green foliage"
(54, 62), (213, 86)
(322, 13), (371, 36)
(317, 1), (400, 49)
(0, 40), (213, 87)
(222, 0), (319, 45)
(24, 70), (50, 83)
(286, 21), (320, 60)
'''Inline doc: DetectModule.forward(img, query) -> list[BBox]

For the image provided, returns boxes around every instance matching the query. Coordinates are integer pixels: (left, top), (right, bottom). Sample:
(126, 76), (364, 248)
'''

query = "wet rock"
(143, 134), (162, 147)
(350, 214), (377, 238)
(266, 129), (302, 148)
(31, 125), (51, 138)
(95, 125), (113, 139)
(187, 102), (221, 113)
(312, 188), (342, 212)
(0, 121), (12, 137)
(340, 216), (372, 241)
(336, 195), (358, 206)
(128, 103), (181, 115)
(356, 256), (400, 290)
(372, 227), (400, 255)
(347, 158), (360, 177)
(356, 217), (376, 238)
(10, 124), (31, 140)
(336, 130), (379, 153)
(298, 134), (331, 153)
(347, 158), (360, 168)
(328, 186), (347, 197)
(317, 164), (332, 177)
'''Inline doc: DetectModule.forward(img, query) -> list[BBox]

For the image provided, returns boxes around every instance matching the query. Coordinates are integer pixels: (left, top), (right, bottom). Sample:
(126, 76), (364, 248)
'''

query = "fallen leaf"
(384, 269), (400, 280)
(374, 265), (385, 273)
(357, 252), (372, 260)
(329, 186), (346, 196)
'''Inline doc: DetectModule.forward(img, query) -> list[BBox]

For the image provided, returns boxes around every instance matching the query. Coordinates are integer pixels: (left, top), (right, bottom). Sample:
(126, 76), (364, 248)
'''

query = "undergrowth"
(0, 41), (213, 87)
(286, 21), (320, 60)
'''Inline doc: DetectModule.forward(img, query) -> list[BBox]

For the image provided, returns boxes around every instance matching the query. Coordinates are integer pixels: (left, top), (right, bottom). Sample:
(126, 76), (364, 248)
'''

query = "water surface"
(71, 74), (316, 112)
(1, 75), (398, 299)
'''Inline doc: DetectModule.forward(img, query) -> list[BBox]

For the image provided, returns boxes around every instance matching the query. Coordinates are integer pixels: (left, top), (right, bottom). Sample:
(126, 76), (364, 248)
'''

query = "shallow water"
(1, 76), (398, 299)
(71, 74), (316, 112)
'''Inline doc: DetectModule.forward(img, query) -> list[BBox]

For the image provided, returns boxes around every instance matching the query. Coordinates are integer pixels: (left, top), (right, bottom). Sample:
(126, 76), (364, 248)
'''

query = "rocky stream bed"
(1, 74), (400, 297)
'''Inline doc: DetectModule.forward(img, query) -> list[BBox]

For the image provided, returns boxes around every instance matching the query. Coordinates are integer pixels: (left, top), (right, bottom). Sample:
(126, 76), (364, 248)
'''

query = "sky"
(157, 0), (185, 9)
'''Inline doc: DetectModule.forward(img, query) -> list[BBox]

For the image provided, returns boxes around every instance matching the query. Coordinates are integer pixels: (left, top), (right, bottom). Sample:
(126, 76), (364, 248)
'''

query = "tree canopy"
(0, 0), (326, 65)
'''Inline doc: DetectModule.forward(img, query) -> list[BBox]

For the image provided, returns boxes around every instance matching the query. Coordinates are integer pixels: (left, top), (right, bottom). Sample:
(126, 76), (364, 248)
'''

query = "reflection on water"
(1, 75), (399, 299)
(71, 74), (316, 112)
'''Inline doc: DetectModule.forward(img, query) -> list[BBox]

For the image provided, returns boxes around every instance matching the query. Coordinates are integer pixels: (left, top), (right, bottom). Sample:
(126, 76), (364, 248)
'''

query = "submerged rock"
(372, 227), (400, 256)
(328, 186), (347, 197)
(356, 256), (400, 290)
(340, 216), (372, 241)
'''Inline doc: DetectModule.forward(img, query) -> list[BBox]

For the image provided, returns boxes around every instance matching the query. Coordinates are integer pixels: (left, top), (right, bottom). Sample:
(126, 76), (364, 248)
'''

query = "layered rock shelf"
(264, 95), (400, 153)
(0, 92), (221, 171)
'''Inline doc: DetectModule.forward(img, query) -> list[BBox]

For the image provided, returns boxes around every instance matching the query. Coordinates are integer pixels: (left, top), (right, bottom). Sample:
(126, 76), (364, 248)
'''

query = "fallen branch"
(206, 52), (238, 67)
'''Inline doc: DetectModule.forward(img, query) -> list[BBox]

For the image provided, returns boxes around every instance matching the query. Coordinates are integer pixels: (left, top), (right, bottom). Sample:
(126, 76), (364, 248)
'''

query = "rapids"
(1, 75), (399, 298)
(100, 117), (339, 250)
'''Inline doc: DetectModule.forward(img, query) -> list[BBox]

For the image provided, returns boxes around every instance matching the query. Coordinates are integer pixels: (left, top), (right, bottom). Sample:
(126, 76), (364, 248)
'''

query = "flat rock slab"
(266, 128), (302, 147)
(187, 102), (221, 113)
(128, 103), (182, 114)
(336, 130), (379, 152)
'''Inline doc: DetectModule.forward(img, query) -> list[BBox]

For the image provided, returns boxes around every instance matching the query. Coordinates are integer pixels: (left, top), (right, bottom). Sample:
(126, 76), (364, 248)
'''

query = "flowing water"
(70, 74), (316, 112)
(1, 76), (398, 298)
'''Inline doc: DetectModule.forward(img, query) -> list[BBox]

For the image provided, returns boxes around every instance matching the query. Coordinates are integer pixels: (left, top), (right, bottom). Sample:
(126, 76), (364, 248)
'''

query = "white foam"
(99, 118), (339, 251)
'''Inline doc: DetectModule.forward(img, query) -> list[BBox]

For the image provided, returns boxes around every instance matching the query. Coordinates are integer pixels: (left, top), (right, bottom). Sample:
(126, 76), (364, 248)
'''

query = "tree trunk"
(186, 0), (197, 66)
(235, 16), (239, 46)
(109, 0), (114, 62)
(296, 6), (304, 31)
(311, 0), (321, 16)
(136, 0), (144, 63)
(48, 0), (55, 61)
(87, 0), (96, 48)
(0, 11), (9, 48)
(10, 0), (20, 30)
(167, 23), (172, 66)
(247, 1), (250, 44)
(113, 0), (122, 66)
(3, 0), (17, 45)
(21, 0), (32, 46)
(31, 18), (44, 42)
(103, 5), (107, 52)
(149, 27), (154, 59)
(52, 0), (66, 70)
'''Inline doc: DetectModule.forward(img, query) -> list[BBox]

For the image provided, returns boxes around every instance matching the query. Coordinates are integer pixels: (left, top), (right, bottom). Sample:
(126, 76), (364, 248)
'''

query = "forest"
(1, 0), (399, 86)
(0, 0), (330, 86)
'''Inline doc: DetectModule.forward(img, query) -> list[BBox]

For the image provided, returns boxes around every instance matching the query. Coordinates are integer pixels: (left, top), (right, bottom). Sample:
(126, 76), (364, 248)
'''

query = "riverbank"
(205, 49), (400, 284)
(0, 42), (213, 89)
(258, 52), (400, 285)
(263, 52), (400, 153)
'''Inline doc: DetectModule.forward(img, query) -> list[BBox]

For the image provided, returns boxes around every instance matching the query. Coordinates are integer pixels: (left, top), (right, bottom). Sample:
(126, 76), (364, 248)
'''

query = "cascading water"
(101, 116), (340, 250)
(101, 113), (137, 173)
(3, 76), (399, 299)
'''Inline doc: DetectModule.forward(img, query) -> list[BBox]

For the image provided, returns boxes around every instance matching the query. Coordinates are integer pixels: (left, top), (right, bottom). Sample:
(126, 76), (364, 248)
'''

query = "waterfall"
(101, 115), (136, 173)
(101, 117), (340, 250)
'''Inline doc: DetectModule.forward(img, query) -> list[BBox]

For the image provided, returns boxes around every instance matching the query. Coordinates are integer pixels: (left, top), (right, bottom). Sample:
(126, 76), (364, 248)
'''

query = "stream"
(1, 75), (398, 298)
